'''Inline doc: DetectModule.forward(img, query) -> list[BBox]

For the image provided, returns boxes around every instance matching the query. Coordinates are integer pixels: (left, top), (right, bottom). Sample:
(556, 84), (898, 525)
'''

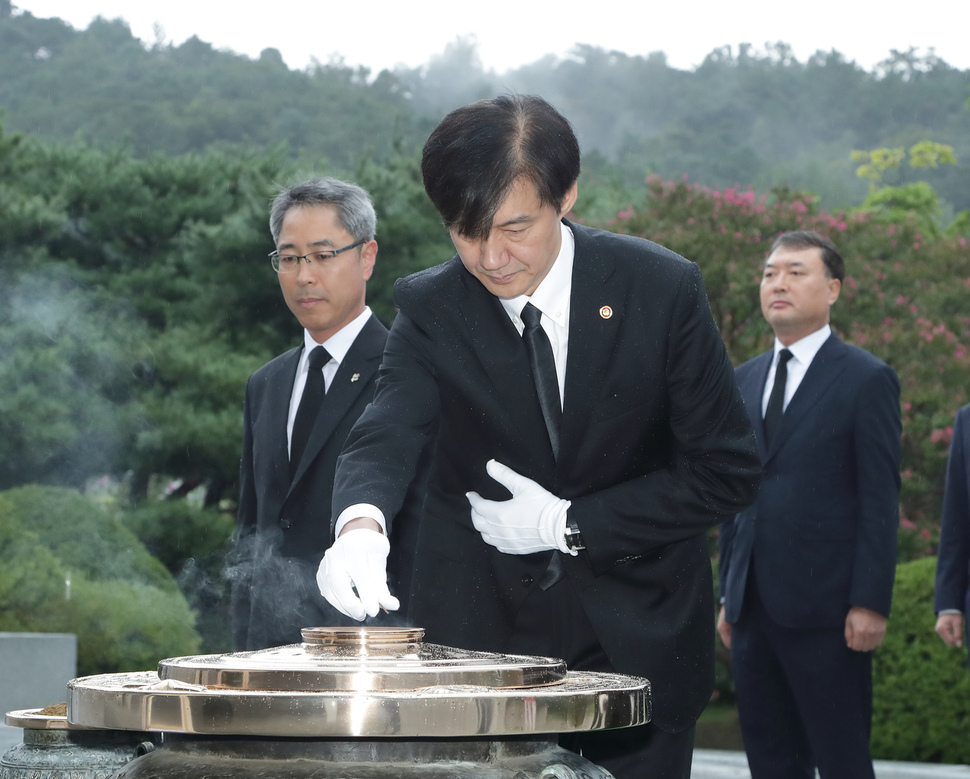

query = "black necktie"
(764, 348), (793, 447)
(290, 345), (330, 476)
(521, 303), (562, 459)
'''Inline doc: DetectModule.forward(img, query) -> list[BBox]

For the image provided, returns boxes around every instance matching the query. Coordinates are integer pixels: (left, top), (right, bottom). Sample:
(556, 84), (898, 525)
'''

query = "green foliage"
(122, 498), (235, 652)
(871, 557), (970, 762)
(0, 486), (200, 674)
(851, 147), (906, 183)
(851, 142), (958, 237)
(123, 498), (235, 576)
(909, 141), (958, 170)
(0, 493), (66, 630)
(56, 577), (200, 674)
(1, 485), (174, 589)
(352, 144), (456, 322)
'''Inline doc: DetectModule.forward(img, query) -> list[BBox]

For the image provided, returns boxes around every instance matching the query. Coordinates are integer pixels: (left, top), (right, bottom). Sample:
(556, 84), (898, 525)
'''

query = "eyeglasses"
(269, 238), (367, 273)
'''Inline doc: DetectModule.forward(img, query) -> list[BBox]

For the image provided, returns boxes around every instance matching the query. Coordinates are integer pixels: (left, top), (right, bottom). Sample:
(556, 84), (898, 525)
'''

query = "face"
(450, 178), (578, 299)
(275, 204), (376, 344)
(760, 245), (841, 346)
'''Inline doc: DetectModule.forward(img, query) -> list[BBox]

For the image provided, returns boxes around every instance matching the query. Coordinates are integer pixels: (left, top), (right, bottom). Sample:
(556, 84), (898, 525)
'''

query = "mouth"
(483, 272), (517, 285)
(297, 297), (326, 308)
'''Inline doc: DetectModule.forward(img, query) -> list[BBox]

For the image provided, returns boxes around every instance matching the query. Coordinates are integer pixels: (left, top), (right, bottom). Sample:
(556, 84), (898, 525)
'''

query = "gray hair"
(269, 177), (376, 244)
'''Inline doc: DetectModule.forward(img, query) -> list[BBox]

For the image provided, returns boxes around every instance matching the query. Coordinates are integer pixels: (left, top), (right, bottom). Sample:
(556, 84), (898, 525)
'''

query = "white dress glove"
(467, 459), (574, 555)
(315, 528), (400, 621)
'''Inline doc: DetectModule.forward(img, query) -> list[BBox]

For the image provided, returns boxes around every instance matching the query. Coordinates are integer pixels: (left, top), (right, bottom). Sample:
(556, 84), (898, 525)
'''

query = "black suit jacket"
(934, 403), (970, 658)
(231, 314), (390, 650)
(332, 221), (761, 731)
(719, 334), (901, 629)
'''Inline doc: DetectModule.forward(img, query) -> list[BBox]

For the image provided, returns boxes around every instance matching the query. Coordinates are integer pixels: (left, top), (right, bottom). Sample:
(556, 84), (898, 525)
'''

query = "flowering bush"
(594, 176), (970, 561)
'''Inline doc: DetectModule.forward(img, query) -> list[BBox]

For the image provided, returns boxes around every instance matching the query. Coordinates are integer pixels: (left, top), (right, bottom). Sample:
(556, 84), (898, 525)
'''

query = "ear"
(361, 240), (377, 281)
(558, 180), (579, 217)
(827, 277), (841, 306)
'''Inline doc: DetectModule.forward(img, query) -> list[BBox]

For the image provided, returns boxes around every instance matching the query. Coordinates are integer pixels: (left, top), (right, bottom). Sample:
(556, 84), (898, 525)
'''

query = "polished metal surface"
(1, 710), (156, 779)
(159, 627), (567, 692)
(4, 710), (83, 731)
(67, 626), (651, 739)
(68, 669), (650, 738)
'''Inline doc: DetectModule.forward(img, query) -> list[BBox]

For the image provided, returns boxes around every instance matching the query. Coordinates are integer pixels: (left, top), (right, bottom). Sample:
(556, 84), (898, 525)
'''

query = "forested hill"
(1, 10), (968, 212)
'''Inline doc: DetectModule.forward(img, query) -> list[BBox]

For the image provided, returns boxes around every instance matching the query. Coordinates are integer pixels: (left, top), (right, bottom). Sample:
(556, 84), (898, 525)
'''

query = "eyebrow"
(494, 214), (535, 229)
(764, 259), (807, 270)
(276, 238), (338, 252)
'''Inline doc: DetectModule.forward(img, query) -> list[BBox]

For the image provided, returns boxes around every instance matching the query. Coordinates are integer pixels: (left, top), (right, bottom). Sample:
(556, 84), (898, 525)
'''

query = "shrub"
(871, 556), (970, 762)
(0, 485), (200, 675)
(123, 498), (235, 652)
(2, 485), (174, 590)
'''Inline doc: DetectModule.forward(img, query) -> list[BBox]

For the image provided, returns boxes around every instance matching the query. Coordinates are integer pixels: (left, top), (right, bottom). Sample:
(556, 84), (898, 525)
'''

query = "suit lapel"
(288, 315), (388, 489)
(765, 334), (847, 460)
(261, 347), (302, 499)
(560, 223), (619, 468)
(740, 351), (773, 460)
(456, 266), (557, 465)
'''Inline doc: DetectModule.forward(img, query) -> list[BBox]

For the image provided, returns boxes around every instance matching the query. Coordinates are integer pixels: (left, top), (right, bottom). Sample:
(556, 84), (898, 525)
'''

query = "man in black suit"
(934, 403), (970, 655)
(717, 231), (901, 779)
(230, 177), (390, 650)
(314, 95), (761, 778)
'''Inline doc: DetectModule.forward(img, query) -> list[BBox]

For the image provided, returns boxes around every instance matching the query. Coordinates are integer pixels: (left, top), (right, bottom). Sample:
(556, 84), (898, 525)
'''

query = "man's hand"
(467, 460), (572, 555)
(844, 606), (887, 652)
(315, 527), (399, 621)
(717, 605), (732, 649)
(936, 613), (965, 647)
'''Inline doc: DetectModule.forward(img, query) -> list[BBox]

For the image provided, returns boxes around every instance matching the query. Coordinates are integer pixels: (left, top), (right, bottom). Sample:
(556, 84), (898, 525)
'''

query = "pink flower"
(901, 518), (916, 529)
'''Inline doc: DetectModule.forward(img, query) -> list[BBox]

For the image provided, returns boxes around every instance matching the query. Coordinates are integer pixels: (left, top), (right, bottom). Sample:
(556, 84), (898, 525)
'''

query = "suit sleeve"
(229, 380), (257, 650)
(935, 407), (970, 614)
(569, 263), (762, 574)
(332, 312), (440, 534)
(717, 514), (737, 604)
(848, 363), (902, 617)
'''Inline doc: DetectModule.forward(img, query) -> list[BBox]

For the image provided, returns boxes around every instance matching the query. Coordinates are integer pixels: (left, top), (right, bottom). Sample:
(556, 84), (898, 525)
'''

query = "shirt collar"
(302, 306), (372, 366)
(500, 222), (573, 328)
(775, 323), (831, 366)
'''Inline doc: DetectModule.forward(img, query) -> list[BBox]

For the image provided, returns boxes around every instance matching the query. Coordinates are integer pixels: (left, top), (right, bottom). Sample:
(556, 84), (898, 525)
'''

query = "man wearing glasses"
(230, 176), (393, 650)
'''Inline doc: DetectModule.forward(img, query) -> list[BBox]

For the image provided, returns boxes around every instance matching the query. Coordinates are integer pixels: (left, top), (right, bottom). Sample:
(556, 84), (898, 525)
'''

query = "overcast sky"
(18, 0), (969, 75)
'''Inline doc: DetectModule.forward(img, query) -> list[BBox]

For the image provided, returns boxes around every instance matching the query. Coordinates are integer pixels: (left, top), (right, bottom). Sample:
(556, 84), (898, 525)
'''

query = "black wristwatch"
(564, 518), (585, 551)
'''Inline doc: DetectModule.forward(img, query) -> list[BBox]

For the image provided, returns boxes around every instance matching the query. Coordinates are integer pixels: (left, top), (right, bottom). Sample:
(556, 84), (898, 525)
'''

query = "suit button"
(521, 575), (533, 587)
(280, 518), (292, 529)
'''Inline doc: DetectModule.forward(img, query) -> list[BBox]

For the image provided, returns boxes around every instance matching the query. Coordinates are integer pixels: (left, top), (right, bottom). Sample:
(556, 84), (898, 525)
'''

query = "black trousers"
(506, 573), (695, 779)
(730, 572), (875, 779)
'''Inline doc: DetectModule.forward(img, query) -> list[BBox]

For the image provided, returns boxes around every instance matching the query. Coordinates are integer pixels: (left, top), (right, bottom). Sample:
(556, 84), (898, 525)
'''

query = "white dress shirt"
(287, 306), (373, 456)
(760, 324), (832, 418)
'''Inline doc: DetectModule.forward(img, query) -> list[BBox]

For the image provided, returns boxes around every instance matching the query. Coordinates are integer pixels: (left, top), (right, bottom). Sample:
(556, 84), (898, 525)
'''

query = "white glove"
(467, 459), (574, 555)
(315, 528), (400, 621)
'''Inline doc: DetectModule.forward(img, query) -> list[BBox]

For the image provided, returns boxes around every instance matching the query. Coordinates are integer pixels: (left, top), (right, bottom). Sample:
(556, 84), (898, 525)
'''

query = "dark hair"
(269, 176), (376, 245)
(769, 230), (845, 281)
(420, 94), (581, 240)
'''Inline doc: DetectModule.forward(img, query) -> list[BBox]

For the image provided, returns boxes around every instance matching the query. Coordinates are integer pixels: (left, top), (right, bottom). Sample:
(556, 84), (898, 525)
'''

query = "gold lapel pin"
(599, 305), (613, 320)
(351, 373), (360, 382)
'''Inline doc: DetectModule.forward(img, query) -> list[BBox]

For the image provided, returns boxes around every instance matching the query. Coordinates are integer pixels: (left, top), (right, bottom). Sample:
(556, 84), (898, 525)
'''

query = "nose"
(768, 273), (788, 292)
(295, 257), (316, 284)
(479, 235), (509, 271)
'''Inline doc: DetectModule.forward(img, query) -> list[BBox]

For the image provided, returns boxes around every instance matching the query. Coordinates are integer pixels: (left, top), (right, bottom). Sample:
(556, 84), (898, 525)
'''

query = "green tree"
(0, 486), (200, 674)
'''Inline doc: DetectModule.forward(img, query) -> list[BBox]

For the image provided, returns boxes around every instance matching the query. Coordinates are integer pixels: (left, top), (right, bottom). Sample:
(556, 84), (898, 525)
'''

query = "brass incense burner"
(68, 627), (650, 739)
